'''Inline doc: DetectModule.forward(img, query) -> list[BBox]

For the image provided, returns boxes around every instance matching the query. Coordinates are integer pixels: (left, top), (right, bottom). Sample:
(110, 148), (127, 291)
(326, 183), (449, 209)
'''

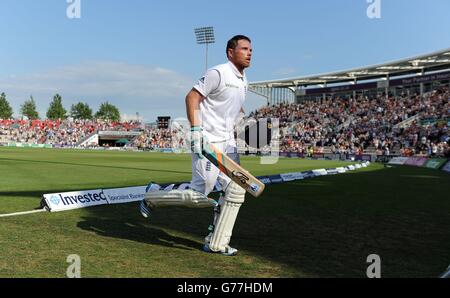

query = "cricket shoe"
(202, 244), (238, 256)
(139, 199), (152, 219)
(145, 182), (161, 192)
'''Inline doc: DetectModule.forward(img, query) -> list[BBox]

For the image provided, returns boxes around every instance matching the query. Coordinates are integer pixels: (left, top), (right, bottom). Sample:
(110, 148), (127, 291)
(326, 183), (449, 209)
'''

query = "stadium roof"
(250, 48), (450, 89)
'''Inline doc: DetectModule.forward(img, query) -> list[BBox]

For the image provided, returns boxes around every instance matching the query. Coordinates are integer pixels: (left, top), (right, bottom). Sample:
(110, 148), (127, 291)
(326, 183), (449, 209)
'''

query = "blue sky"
(0, 0), (449, 121)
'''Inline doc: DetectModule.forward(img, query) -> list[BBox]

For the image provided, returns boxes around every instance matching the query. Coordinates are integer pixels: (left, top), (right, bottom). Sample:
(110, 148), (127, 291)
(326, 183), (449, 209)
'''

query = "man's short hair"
(226, 35), (251, 58)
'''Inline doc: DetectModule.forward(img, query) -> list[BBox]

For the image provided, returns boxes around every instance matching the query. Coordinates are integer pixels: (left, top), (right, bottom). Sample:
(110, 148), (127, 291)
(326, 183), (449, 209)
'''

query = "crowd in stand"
(130, 128), (174, 150)
(248, 88), (450, 157)
(1, 88), (449, 157)
(0, 119), (142, 147)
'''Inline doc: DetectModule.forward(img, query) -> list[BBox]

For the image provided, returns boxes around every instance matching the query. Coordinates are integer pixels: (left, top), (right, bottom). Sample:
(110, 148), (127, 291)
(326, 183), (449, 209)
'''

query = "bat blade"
(202, 142), (265, 198)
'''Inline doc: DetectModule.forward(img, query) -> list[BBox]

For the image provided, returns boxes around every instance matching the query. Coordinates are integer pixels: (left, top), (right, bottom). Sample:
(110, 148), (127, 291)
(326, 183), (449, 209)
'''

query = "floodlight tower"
(194, 26), (215, 72)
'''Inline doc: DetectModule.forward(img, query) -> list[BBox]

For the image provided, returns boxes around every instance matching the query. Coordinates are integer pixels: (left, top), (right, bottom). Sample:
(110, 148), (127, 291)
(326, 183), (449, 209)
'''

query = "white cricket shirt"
(193, 61), (248, 142)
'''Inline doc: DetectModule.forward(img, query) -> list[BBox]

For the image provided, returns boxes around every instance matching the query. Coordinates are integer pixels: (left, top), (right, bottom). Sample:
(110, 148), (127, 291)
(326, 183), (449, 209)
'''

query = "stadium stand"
(248, 88), (449, 157)
(247, 48), (450, 159)
(1, 87), (448, 158)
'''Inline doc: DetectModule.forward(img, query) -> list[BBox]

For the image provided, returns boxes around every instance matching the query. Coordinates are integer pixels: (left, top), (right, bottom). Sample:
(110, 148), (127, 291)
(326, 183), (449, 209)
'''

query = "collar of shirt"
(227, 61), (245, 79)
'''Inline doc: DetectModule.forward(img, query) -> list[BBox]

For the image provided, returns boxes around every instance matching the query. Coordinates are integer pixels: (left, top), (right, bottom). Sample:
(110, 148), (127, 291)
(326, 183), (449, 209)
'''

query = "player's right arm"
(185, 89), (205, 158)
(185, 88), (204, 127)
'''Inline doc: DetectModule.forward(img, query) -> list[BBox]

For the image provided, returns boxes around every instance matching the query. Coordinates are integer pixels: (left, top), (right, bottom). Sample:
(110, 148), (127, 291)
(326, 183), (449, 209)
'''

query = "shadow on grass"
(77, 216), (201, 251)
(13, 164), (449, 277)
(235, 165), (450, 278)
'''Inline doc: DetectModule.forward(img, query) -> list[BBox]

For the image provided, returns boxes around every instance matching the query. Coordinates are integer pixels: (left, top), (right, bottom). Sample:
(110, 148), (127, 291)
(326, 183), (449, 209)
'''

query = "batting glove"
(190, 126), (204, 159)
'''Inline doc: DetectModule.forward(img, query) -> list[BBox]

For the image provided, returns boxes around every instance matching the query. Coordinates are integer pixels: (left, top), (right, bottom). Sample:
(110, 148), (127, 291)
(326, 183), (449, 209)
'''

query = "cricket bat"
(202, 141), (265, 198)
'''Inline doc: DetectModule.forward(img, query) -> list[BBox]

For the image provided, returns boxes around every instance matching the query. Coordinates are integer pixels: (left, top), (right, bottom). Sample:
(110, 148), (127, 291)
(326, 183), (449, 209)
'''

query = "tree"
(70, 102), (93, 120)
(0, 93), (13, 119)
(20, 96), (39, 120)
(46, 94), (67, 120)
(95, 101), (120, 121)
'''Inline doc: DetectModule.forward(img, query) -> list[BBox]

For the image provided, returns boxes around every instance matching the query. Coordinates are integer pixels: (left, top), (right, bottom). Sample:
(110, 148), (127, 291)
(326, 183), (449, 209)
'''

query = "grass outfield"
(0, 147), (449, 277)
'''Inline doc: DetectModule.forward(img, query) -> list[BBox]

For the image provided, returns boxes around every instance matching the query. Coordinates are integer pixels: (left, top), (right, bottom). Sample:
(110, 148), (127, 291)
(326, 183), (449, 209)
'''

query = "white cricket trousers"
(190, 140), (240, 196)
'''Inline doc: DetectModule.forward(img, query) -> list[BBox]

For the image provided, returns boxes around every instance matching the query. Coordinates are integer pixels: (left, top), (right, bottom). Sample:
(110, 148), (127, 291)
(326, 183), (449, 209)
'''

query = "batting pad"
(145, 189), (217, 209)
(209, 182), (245, 252)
